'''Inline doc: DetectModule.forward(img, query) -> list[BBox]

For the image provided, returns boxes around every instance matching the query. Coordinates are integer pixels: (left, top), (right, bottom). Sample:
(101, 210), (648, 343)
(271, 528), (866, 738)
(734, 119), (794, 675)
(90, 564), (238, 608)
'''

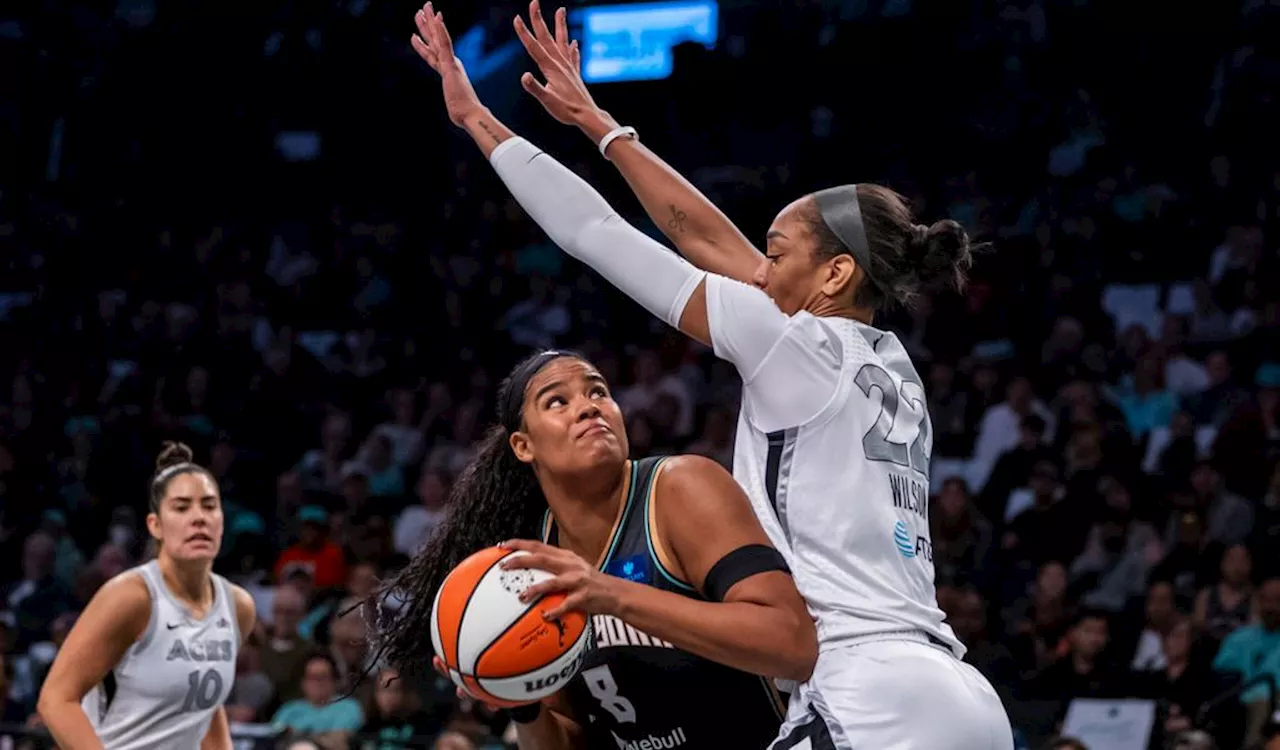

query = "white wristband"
(598, 126), (638, 159)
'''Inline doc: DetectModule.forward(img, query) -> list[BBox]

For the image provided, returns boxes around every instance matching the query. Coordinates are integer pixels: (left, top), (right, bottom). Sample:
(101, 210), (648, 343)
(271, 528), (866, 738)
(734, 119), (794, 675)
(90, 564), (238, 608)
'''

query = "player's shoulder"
(653, 455), (739, 506)
(79, 568), (154, 637)
(657, 454), (732, 485)
(226, 581), (258, 637)
(99, 566), (154, 606)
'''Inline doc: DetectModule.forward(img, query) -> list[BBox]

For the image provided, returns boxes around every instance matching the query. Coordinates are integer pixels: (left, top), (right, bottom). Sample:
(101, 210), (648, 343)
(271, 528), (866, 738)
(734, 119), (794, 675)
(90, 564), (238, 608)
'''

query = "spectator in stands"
(1185, 462), (1254, 548)
(1154, 510), (1213, 609)
(1071, 478), (1161, 612)
(1212, 578), (1280, 746)
(1132, 580), (1179, 671)
(1138, 618), (1214, 741)
(360, 667), (446, 748)
(1194, 544), (1254, 644)
(982, 414), (1052, 522)
(1005, 460), (1088, 568)
(1186, 351), (1249, 427)
(298, 413), (354, 494)
(275, 505), (347, 590)
(1006, 561), (1074, 673)
(2, 533), (74, 651)
(226, 634), (274, 722)
(393, 469), (450, 557)
(272, 653), (364, 747)
(262, 584), (314, 705)
(1116, 354), (1179, 438)
(931, 477), (994, 589)
(1027, 609), (1131, 712)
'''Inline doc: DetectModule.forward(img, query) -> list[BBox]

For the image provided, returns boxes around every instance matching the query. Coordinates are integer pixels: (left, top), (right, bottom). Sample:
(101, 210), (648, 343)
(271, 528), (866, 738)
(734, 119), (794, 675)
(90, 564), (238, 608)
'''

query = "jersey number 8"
(582, 665), (637, 724)
(854, 364), (931, 478)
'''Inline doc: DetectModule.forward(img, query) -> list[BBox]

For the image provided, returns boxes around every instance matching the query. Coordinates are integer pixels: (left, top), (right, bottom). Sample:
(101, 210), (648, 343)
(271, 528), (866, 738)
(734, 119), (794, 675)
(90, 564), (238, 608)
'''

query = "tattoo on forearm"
(477, 119), (501, 145)
(667, 205), (688, 233)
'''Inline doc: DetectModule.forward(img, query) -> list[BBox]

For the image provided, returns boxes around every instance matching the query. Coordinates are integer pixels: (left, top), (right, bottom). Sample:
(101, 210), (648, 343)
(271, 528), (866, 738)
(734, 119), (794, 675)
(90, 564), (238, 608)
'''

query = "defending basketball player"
(373, 350), (814, 749)
(411, 4), (1013, 748)
(37, 442), (255, 749)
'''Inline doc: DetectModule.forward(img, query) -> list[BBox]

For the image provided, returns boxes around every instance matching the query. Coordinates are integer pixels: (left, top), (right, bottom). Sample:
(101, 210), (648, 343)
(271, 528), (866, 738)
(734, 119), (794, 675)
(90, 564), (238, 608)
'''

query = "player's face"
(511, 358), (629, 474)
(757, 197), (855, 316)
(147, 472), (223, 563)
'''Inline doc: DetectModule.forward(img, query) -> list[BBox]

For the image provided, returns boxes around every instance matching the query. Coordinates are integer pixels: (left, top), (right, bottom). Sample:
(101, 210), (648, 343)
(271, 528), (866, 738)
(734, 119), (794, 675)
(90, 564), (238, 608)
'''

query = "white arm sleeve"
(489, 137), (704, 329)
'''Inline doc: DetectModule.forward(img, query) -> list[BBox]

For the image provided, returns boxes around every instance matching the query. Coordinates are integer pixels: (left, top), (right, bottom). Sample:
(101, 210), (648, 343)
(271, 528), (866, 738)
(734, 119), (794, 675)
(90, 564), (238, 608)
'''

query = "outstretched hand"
(411, 2), (485, 127)
(513, 1), (601, 127)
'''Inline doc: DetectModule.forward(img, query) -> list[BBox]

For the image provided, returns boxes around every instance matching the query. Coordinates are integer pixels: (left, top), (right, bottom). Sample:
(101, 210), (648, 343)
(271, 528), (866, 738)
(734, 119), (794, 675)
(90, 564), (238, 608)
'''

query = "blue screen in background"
(570, 0), (719, 83)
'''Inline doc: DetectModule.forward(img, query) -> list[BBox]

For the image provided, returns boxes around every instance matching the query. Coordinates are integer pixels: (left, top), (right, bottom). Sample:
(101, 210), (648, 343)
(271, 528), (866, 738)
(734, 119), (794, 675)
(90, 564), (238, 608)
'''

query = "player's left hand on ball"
(499, 539), (620, 618)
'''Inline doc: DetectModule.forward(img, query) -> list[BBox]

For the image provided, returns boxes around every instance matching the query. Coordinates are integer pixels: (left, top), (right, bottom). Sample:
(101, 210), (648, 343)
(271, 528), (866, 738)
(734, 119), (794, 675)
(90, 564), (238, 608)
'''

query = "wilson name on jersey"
(541, 457), (785, 749)
(83, 561), (239, 750)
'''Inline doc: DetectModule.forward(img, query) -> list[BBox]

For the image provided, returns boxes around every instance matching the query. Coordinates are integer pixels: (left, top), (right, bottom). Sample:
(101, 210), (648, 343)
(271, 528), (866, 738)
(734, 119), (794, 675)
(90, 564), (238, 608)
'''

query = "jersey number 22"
(854, 364), (931, 477)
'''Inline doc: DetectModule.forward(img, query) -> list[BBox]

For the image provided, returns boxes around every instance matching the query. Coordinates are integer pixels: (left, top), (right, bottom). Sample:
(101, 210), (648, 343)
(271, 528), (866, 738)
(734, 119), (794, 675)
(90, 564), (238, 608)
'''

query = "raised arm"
(412, 4), (794, 381)
(512, 1), (764, 284)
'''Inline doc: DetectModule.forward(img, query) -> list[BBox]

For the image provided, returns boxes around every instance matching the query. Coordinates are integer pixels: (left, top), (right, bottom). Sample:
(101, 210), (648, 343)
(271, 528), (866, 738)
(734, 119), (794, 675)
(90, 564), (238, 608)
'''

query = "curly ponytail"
(369, 426), (544, 681)
(367, 350), (580, 683)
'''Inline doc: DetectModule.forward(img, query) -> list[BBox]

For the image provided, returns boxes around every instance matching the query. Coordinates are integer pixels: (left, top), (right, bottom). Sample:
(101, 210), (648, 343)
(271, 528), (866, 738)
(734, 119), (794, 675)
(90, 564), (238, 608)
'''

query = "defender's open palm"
(411, 2), (483, 127)
(514, 1), (599, 126)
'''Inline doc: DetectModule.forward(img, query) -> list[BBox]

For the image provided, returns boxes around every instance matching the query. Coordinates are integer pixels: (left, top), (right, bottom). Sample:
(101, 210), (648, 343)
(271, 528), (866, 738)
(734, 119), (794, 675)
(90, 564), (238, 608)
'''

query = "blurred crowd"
(2, 0), (1280, 748)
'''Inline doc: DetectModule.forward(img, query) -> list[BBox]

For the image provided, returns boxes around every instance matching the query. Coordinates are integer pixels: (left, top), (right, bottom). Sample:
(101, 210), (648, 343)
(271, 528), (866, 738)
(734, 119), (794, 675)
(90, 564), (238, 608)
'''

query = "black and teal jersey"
(542, 456), (786, 749)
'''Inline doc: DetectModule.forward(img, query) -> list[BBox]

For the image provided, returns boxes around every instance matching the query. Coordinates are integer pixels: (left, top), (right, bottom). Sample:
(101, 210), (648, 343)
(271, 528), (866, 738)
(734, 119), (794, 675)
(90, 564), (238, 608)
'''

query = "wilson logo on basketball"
(523, 650), (585, 693)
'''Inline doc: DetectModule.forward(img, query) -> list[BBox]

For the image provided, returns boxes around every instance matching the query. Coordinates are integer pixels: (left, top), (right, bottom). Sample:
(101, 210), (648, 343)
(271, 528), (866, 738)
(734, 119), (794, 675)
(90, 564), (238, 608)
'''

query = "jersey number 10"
(181, 669), (224, 713)
(854, 364), (931, 477)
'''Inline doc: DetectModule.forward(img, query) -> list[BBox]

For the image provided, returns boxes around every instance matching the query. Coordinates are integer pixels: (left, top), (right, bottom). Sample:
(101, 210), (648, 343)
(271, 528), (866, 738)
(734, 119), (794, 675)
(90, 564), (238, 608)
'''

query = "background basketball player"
(37, 442), (256, 749)
(410, 4), (1013, 748)
(373, 350), (814, 749)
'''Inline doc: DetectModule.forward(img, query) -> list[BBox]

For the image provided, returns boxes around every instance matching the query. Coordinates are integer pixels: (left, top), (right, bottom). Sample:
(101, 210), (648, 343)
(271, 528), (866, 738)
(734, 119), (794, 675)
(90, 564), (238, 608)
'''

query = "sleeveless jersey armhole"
(645, 458), (696, 592)
(131, 567), (160, 657)
(218, 576), (241, 644)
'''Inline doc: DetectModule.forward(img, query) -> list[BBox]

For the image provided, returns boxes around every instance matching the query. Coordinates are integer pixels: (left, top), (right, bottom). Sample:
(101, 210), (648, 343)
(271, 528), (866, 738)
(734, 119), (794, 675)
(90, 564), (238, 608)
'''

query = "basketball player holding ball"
(410, 4), (1014, 748)
(37, 443), (255, 749)
(375, 350), (815, 749)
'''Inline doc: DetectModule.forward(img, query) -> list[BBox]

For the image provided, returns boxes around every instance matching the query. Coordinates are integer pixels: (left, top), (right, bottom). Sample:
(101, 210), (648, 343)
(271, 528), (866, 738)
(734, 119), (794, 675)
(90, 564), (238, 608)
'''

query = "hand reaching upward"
(410, 2), (484, 128)
(513, 1), (602, 127)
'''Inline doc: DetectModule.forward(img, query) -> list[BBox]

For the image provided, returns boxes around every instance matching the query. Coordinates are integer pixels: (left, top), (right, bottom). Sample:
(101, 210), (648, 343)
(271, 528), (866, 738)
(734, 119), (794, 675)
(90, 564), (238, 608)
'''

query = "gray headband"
(812, 184), (875, 286)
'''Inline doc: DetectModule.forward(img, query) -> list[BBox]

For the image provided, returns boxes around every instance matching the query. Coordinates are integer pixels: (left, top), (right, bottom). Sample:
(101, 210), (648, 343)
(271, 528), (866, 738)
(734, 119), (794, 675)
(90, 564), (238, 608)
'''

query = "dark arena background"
(2, 0), (1279, 748)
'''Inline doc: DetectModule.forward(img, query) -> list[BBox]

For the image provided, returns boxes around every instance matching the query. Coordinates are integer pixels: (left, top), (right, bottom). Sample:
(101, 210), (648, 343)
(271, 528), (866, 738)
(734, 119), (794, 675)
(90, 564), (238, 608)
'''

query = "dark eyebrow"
(766, 230), (788, 242)
(533, 380), (564, 402)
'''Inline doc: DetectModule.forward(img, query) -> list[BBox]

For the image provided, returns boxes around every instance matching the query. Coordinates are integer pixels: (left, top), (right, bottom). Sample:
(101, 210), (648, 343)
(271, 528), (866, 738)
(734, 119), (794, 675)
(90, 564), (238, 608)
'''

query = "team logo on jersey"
(604, 554), (650, 585)
(893, 521), (916, 558)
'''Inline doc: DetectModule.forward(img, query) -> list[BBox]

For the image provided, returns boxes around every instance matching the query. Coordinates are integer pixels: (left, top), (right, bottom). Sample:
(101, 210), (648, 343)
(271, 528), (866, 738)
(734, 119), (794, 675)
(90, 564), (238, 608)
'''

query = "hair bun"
(908, 219), (974, 292)
(155, 441), (195, 471)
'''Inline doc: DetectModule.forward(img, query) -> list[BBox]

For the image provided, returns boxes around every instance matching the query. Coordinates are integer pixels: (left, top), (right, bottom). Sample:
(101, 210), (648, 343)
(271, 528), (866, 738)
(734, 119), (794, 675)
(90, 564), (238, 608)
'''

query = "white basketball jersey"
(704, 274), (963, 657)
(83, 561), (239, 749)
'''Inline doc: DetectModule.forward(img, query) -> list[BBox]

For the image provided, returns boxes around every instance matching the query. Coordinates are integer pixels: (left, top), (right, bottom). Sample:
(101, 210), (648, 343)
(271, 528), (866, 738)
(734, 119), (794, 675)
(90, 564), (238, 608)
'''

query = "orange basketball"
(431, 546), (592, 707)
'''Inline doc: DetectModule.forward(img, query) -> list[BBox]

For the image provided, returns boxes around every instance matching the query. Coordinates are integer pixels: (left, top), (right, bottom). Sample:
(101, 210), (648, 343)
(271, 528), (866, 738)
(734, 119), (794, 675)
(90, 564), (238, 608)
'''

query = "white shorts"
(769, 634), (1014, 750)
